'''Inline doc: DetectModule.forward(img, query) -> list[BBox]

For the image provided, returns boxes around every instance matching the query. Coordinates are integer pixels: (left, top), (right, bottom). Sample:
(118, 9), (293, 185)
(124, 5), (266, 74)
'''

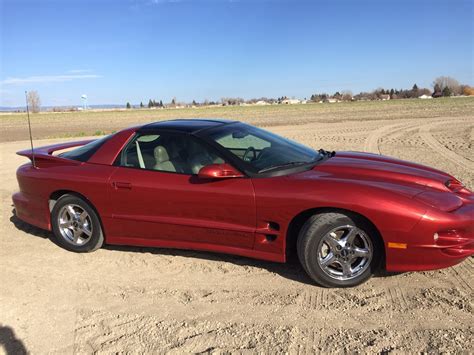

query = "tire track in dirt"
(363, 117), (471, 155)
(364, 120), (433, 154)
(74, 311), (300, 353)
(419, 122), (474, 172)
(460, 261), (474, 292)
(298, 289), (328, 310)
(384, 279), (473, 313)
(363, 123), (409, 153)
(387, 286), (409, 310)
(448, 264), (473, 294)
(73, 308), (473, 353)
(301, 328), (324, 354)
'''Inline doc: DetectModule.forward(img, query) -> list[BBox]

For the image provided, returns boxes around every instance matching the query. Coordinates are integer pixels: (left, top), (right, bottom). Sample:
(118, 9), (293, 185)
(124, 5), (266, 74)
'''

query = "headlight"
(446, 179), (463, 191)
(413, 191), (463, 212)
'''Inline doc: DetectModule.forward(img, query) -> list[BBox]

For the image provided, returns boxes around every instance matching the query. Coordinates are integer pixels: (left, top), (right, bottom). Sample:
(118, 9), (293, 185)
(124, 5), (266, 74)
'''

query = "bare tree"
(27, 91), (41, 113)
(341, 90), (353, 101)
(220, 97), (244, 106)
(432, 76), (462, 95)
(418, 88), (432, 96)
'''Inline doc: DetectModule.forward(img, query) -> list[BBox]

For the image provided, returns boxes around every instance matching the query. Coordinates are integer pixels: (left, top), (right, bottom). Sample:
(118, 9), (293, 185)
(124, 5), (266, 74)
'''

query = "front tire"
(297, 212), (382, 288)
(51, 195), (104, 252)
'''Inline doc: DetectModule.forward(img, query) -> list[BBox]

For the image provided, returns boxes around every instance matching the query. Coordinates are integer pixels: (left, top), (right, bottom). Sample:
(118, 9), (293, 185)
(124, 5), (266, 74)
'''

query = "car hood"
(308, 151), (454, 195)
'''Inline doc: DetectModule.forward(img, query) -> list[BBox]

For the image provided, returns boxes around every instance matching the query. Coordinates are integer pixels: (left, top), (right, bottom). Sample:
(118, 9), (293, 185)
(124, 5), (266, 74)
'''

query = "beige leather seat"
(187, 140), (224, 174)
(153, 146), (177, 172)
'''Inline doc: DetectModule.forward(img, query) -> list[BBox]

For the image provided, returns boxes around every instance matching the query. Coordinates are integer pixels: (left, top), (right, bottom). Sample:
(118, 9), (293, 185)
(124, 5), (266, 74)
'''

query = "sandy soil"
(0, 115), (473, 353)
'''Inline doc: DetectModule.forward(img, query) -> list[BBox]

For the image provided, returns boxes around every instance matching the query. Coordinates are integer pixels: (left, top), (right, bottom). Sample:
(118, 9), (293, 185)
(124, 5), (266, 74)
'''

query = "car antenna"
(25, 91), (36, 168)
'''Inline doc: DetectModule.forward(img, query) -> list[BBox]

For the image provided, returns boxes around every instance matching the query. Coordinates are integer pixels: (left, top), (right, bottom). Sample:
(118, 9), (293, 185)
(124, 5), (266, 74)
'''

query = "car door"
(107, 131), (256, 249)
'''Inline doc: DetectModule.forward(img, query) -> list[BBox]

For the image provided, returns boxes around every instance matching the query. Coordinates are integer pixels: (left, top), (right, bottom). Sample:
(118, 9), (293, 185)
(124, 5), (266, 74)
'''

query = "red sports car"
(13, 119), (474, 287)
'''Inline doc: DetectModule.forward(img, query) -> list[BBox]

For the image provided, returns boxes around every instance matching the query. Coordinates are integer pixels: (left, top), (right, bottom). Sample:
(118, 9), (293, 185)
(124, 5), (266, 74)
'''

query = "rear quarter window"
(59, 135), (112, 162)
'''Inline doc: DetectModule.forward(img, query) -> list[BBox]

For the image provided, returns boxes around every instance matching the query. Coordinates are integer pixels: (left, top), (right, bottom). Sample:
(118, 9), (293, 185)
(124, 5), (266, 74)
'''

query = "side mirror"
(198, 163), (244, 179)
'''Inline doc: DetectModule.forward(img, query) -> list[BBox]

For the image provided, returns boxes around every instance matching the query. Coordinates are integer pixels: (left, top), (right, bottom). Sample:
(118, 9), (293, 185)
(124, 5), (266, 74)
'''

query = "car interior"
(121, 134), (225, 174)
(211, 126), (321, 172)
(120, 126), (319, 175)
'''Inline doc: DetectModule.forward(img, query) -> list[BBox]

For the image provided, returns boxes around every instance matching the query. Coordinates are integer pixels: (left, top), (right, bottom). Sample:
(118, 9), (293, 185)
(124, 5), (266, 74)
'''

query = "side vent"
(268, 222), (280, 231)
(265, 234), (277, 242)
(255, 221), (282, 253)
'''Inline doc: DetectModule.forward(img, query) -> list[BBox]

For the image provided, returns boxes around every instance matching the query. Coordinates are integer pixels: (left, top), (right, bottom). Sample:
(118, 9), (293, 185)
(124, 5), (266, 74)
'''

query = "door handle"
(112, 181), (132, 190)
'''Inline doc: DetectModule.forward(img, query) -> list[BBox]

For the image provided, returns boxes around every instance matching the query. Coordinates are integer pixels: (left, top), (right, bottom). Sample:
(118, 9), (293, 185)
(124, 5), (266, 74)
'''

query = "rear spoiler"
(17, 139), (94, 167)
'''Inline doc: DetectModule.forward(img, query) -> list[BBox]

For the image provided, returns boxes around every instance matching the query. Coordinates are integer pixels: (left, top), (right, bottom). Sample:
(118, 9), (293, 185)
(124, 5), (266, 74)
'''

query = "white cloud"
(1, 74), (102, 85)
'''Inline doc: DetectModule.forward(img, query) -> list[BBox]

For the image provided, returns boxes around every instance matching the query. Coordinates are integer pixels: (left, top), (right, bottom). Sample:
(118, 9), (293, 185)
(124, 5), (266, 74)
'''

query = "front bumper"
(385, 202), (474, 272)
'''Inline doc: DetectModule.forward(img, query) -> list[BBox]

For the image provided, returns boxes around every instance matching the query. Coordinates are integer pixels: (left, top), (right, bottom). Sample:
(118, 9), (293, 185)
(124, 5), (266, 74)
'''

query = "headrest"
(154, 145), (170, 163)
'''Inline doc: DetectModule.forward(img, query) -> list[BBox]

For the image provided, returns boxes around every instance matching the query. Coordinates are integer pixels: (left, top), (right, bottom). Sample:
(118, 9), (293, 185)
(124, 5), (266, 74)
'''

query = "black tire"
(51, 194), (104, 252)
(297, 212), (382, 288)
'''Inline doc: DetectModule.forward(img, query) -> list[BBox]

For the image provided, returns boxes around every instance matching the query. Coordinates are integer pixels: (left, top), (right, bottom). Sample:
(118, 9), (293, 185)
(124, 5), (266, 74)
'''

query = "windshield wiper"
(258, 161), (309, 173)
(318, 149), (336, 157)
(258, 150), (334, 174)
(258, 158), (325, 173)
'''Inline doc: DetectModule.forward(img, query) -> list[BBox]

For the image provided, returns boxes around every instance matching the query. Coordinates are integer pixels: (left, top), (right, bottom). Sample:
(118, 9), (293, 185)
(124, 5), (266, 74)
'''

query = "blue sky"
(1, 0), (473, 106)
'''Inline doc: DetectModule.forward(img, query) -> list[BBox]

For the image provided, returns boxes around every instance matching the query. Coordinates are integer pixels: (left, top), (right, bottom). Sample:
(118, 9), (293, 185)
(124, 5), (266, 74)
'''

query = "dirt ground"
(0, 109), (473, 353)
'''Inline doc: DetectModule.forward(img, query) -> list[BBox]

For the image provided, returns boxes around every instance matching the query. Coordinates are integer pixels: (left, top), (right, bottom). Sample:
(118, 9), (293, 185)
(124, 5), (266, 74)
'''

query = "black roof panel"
(139, 119), (236, 133)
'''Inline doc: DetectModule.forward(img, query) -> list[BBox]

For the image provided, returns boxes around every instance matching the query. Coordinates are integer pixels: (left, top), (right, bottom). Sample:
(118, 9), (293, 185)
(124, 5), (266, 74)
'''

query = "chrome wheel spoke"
(64, 228), (74, 240)
(352, 247), (369, 258)
(60, 220), (72, 228)
(320, 252), (336, 267)
(343, 227), (357, 245)
(324, 233), (341, 251)
(79, 211), (88, 223)
(81, 226), (92, 237)
(72, 229), (82, 243)
(67, 205), (76, 217)
(340, 261), (352, 277)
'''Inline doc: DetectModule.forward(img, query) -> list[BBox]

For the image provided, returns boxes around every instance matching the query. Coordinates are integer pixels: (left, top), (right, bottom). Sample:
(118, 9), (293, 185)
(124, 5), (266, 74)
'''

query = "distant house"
(418, 94), (432, 99)
(327, 98), (339, 103)
(281, 99), (300, 105)
(255, 100), (268, 105)
(380, 94), (390, 100)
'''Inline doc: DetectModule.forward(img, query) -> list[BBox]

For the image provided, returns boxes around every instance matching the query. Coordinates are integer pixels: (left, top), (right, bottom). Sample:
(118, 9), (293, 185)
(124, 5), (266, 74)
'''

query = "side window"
(119, 133), (225, 174)
(120, 134), (161, 169)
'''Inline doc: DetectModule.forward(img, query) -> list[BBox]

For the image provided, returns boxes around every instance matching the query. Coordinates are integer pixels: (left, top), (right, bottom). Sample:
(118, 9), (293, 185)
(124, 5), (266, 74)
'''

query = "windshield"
(207, 123), (322, 172)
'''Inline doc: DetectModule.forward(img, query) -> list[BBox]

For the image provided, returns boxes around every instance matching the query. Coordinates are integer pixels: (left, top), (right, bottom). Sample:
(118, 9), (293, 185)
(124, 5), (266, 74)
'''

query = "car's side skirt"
(106, 236), (285, 263)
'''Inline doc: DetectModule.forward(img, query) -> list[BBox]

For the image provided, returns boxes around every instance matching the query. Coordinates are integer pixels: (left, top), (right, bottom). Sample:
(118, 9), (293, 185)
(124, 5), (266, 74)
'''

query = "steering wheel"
(243, 146), (257, 162)
(257, 147), (271, 161)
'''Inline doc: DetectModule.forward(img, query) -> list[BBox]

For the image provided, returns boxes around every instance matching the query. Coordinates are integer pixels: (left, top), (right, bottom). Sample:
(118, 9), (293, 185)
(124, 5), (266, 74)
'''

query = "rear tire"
(297, 212), (382, 288)
(51, 195), (104, 252)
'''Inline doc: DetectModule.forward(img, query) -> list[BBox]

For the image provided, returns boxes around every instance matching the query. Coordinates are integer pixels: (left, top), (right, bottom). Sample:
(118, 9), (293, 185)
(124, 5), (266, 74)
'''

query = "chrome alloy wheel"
(317, 225), (373, 281)
(57, 204), (93, 246)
